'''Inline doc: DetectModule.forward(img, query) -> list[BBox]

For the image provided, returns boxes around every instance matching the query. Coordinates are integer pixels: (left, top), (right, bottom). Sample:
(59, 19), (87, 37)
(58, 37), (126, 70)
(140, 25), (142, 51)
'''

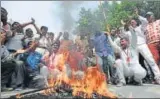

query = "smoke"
(58, 1), (83, 32)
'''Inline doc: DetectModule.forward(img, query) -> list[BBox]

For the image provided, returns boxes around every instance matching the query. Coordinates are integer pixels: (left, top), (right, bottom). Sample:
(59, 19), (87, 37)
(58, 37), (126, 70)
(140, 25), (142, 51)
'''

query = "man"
(58, 32), (81, 71)
(5, 19), (35, 53)
(145, 12), (160, 69)
(33, 21), (49, 56)
(1, 7), (12, 39)
(91, 31), (115, 83)
(22, 28), (34, 48)
(58, 32), (74, 53)
(1, 31), (27, 91)
(106, 26), (146, 86)
(47, 32), (54, 45)
(19, 41), (49, 88)
(130, 9), (160, 84)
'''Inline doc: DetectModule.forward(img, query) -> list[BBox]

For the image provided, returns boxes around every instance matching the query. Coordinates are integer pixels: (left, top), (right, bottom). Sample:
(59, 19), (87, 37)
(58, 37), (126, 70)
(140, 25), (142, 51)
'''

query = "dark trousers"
(1, 61), (15, 87)
(1, 60), (26, 88)
(139, 53), (154, 82)
(101, 56), (109, 81)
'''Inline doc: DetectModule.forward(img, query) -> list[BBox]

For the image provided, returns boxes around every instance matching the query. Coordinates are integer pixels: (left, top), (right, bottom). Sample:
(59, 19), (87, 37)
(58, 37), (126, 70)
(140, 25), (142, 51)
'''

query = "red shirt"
(146, 20), (160, 44)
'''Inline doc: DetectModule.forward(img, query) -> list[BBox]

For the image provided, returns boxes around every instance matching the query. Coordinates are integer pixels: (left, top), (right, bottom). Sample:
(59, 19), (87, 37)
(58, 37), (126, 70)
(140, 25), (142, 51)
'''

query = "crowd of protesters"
(1, 6), (160, 92)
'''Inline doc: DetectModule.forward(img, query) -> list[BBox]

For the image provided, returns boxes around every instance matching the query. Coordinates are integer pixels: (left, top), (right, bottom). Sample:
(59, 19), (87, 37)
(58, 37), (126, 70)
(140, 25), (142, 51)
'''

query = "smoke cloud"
(58, 1), (83, 32)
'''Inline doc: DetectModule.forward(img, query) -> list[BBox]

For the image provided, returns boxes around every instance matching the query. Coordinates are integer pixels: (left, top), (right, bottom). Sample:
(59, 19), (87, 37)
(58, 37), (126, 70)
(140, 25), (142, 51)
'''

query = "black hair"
(124, 24), (129, 31)
(1, 7), (8, 15)
(27, 41), (33, 46)
(49, 32), (54, 36)
(40, 26), (48, 31)
(131, 17), (141, 26)
(12, 22), (20, 27)
(26, 28), (32, 31)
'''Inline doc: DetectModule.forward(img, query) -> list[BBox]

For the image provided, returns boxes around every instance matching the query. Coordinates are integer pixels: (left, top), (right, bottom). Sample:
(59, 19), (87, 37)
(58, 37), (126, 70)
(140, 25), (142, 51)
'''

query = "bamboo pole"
(99, 1), (110, 32)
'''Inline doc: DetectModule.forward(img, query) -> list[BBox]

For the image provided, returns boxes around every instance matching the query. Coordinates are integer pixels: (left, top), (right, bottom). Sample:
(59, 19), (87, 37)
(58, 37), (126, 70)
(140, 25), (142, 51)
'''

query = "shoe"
(116, 82), (125, 87)
(155, 77), (160, 85)
(136, 80), (143, 86)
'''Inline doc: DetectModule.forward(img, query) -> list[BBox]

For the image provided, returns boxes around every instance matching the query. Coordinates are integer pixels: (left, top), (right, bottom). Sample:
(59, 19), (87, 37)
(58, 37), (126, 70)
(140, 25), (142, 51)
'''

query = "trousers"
(1, 60), (26, 87)
(115, 59), (146, 84)
(137, 44), (160, 79)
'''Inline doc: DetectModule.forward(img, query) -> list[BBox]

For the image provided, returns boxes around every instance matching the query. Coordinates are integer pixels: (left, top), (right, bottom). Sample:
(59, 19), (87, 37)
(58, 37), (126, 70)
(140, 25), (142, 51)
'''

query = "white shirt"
(38, 36), (48, 48)
(135, 26), (146, 45)
(6, 33), (24, 51)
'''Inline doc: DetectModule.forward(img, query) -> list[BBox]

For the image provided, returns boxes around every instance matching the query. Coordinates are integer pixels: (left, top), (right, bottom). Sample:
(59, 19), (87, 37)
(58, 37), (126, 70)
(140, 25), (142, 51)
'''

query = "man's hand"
(16, 49), (26, 54)
(134, 8), (139, 16)
(121, 19), (126, 26)
(104, 31), (110, 36)
(31, 18), (35, 24)
(106, 24), (110, 32)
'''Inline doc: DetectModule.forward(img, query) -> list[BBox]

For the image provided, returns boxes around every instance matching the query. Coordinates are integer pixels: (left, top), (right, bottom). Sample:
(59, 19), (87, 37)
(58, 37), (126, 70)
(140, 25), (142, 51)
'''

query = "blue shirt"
(92, 33), (114, 57)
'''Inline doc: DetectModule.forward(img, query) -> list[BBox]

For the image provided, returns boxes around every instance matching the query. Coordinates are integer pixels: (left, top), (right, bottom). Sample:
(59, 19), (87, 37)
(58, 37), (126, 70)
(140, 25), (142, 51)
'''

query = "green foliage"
(76, 0), (160, 36)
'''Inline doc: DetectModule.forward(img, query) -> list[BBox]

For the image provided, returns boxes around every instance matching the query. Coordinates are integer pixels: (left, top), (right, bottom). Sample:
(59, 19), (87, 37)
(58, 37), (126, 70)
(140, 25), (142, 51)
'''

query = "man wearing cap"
(130, 9), (160, 84)
(106, 26), (146, 86)
(145, 12), (160, 69)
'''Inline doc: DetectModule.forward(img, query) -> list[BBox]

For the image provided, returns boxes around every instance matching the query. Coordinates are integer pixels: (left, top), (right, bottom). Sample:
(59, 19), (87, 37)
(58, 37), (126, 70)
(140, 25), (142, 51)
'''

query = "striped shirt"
(146, 20), (160, 44)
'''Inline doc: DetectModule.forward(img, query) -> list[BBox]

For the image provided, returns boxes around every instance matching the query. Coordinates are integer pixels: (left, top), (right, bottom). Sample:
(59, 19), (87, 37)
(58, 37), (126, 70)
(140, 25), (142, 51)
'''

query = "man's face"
(52, 41), (60, 53)
(111, 29), (116, 36)
(26, 29), (33, 38)
(146, 15), (153, 23)
(12, 22), (23, 33)
(131, 19), (137, 28)
(50, 33), (54, 40)
(120, 38), (128, 49)
(41, 28), (48, 35)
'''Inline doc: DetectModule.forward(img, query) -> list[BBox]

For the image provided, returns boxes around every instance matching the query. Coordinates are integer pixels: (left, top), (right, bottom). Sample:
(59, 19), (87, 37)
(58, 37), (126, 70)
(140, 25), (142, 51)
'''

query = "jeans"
(100, 55), (115, 81)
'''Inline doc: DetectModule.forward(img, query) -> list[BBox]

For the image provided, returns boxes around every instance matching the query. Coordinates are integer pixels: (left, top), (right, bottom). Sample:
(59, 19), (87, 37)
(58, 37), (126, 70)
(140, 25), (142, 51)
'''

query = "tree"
(76, 0), (160, 35)
(76, 7), (100, 36)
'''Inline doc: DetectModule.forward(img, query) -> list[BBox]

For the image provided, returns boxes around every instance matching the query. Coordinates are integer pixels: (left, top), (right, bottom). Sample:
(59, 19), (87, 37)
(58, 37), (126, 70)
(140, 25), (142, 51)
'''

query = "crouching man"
(1, 32), (26, 91)
(106, 26), (146, 86)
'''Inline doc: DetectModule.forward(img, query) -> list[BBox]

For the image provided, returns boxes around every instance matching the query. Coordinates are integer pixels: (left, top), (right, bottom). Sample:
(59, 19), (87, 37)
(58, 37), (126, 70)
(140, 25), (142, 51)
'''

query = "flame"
(42, 40), (117, 98)
(16, 94), (22, 99)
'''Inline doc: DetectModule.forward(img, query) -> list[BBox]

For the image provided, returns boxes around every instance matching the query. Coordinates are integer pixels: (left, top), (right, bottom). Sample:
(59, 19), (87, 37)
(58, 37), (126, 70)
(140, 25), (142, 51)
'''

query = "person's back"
(93, 33), (110, 56)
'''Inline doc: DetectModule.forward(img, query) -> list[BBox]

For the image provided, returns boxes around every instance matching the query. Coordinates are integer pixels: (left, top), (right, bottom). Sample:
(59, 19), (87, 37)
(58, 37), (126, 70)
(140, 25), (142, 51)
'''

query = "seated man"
(1, 31), (27, 91)
(22, 28), (34, 49)
(106, 26), (146, 86)
(19, 41), (49, 88)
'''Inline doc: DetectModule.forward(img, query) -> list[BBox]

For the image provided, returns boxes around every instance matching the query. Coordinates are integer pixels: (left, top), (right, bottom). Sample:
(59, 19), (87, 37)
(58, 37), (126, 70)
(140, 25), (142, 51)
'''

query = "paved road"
(1, 84), (160, 98)
(108, 84), (160, 98)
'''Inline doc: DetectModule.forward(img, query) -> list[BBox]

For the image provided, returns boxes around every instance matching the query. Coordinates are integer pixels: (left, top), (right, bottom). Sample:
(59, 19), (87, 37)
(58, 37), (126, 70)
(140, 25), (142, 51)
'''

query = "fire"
(16, 94), (22, 99)
(42, 49), (117, 98)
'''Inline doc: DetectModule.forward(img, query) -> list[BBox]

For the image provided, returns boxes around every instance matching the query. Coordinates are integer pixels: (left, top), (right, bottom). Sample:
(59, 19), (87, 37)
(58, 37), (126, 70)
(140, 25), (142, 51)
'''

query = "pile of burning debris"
(9, 82), (116, 99)
(9, 55), (119, 99)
